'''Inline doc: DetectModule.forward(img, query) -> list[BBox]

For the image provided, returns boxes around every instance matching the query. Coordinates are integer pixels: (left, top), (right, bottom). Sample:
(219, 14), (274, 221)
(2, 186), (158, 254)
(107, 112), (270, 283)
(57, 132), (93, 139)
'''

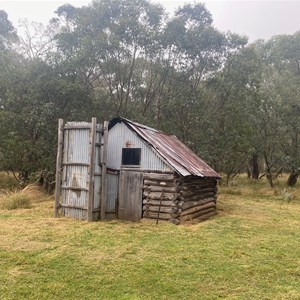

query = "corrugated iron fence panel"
(106, 172), (119, 215)
(59, 121), (121, 221)
(61, 123), (91, 220)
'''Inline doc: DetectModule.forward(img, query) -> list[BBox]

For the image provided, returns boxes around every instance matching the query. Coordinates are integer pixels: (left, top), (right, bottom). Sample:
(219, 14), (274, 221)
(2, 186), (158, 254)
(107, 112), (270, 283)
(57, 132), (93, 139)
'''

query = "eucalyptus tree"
(17, 19), (58, 60)
(0, 10), (94, 184)
(158, 3), (248, 145)
(256, 33), (300, 186)
(193, 45), (262, 184)
(53, 0), (166, 118)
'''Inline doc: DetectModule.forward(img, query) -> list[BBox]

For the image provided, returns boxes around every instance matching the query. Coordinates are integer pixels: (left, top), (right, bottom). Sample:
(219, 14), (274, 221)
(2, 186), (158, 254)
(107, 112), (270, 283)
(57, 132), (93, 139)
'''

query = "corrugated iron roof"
(109, 117), (220, 178)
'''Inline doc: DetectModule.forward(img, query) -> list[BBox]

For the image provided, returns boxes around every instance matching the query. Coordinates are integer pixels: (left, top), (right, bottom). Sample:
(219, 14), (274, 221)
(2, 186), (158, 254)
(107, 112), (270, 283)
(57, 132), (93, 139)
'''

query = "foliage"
(0, 0), (300, 187)
(0, 10), (18, 49)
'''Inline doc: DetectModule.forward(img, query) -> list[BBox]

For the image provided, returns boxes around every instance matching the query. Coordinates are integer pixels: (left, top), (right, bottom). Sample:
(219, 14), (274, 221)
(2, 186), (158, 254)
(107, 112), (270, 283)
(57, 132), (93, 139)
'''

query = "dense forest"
(0, 0), (299, 188)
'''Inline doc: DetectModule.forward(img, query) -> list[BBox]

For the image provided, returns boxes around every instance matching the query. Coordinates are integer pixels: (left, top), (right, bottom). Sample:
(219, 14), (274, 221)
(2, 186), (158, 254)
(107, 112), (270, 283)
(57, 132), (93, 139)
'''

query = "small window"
(122, 148), (141, 166)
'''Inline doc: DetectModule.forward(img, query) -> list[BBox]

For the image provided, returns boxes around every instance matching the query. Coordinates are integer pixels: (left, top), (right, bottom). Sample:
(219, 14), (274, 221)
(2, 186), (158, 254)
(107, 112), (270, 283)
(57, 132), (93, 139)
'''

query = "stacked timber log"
(142, 173), (218, 224)
(179, 177), (217, 222)
(142, 173), (181, 224)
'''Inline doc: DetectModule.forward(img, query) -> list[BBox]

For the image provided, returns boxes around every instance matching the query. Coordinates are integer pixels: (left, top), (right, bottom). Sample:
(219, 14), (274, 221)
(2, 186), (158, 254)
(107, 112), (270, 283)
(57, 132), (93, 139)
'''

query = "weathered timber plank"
(60, 204), (87, 210)
(54, 119), (64, 218)
(144, 185), (176, 193)
(181, 207), (216, 221)
(181, 187), (217, 194)
(143, 191), (176, 200)
(181, 202), (216, 216)
(143, 199), (175, 206)
(100, 120), (108, 220)
(143, 180), (175, 187)
(143, 211), (173, 220)
(87, 117), (97, 222)
(61, 186), (89, 192)
(119, 171), (143, 221)
(182, 198), (215, 210)
(182, 178), (216, 183)
(179, 192), (215, 201)
(143, 173), (175, 181)
(143, 205), (179, 214)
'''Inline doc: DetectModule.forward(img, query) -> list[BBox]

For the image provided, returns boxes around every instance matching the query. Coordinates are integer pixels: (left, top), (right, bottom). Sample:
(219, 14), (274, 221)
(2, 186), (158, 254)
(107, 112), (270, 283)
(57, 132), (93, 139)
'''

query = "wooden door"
(118, 171), (143, 221)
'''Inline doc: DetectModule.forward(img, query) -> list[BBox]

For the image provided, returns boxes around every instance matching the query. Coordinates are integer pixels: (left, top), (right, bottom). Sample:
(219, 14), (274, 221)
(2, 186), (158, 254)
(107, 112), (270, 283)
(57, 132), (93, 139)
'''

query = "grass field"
(0, 175), (300, 299)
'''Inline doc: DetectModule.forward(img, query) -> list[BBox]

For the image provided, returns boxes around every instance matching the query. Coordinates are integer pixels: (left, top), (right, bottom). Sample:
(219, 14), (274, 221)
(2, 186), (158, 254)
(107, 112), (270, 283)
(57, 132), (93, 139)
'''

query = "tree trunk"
(263, 153), (274, 188)
(248, 154), (259, 179)
(287, 169), (299, 187)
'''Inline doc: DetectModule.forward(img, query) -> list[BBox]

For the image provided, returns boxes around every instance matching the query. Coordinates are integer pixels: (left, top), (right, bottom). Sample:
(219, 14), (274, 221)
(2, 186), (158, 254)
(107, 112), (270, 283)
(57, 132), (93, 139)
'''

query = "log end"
(169, 218), (180, 225)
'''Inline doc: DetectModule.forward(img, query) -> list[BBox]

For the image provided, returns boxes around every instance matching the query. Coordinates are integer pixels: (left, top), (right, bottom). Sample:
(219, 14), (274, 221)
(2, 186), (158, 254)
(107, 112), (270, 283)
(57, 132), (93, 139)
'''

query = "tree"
(0, 10), (18, 49)
(53, 0), (166, 117)
(0, 54), (94, 186)
(17, 19), (58, 60)
(255, 34), (300, 186)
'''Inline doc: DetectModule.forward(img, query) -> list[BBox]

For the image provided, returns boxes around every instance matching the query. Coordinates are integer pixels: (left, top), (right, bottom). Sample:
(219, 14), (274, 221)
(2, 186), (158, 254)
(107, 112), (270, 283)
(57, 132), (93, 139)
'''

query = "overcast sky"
(0, 0), (299, 42)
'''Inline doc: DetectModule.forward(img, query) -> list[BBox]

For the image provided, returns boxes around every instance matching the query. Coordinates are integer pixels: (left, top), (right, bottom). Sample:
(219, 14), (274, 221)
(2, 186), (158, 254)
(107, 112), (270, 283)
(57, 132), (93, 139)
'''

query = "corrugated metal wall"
(61, 122), (91, 220)
(106, 172), (119, 218)
(107, 122), (172, 172)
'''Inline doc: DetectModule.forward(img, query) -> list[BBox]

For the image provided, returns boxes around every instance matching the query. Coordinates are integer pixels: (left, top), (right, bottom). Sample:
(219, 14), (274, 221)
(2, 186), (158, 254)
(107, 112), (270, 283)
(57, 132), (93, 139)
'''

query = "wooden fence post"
(54, 119), (64, 217)
(87, 117), (97, 222)
(100, 121), (109, 220)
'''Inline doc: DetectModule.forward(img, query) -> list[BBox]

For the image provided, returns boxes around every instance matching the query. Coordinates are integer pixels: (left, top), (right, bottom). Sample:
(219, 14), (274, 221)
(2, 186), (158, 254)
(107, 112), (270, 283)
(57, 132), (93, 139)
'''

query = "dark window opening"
(122, 148), (141, 166)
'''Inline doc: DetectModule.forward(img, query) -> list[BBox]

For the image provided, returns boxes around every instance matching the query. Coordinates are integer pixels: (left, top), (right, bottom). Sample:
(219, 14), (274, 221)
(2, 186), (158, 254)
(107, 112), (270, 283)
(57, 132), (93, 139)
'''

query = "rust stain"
(125, 140), (133, 148)
(71, 174), (81, 197)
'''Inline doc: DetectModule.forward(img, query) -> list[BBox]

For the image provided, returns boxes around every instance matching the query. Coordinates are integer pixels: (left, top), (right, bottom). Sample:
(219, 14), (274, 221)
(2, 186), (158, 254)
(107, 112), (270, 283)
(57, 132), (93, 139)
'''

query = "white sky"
(0, 0), (299, 41)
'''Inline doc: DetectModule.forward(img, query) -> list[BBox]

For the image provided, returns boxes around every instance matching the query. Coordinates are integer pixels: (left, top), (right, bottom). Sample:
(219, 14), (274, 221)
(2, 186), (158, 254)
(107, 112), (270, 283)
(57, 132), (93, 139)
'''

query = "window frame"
(121, 148), (141, 168)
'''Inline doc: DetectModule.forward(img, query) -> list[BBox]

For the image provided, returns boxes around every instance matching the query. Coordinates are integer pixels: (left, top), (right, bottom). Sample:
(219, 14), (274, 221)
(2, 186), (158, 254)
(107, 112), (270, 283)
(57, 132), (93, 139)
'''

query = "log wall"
(179, 176), (217, 222)
(142, 173), (218, 224)
(142, 172), (180, 224)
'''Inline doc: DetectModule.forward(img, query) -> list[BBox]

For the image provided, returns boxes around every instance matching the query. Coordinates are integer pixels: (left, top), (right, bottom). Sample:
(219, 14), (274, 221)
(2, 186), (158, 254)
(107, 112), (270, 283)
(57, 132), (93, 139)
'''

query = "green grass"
(0, 176), (300, 299)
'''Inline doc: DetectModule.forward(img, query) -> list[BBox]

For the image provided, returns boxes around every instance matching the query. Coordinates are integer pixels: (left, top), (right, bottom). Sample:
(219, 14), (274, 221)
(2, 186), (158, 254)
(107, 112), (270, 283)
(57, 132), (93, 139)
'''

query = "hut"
(108, 117), (220, 224)
(55, 117), (220, 224)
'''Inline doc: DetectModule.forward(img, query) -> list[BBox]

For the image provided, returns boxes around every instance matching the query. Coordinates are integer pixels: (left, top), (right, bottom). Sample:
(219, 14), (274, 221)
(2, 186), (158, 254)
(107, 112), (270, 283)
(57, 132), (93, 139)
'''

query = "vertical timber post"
(54, 119), (64, 217)
(100, 121), (109, 220)
(87, 117), (97, 222)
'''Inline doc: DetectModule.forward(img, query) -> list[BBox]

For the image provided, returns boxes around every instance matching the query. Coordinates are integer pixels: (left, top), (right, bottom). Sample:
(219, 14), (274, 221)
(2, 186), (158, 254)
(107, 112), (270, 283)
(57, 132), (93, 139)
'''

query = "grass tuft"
(0, 190), (32, 210)
(0, 183), (51, 210)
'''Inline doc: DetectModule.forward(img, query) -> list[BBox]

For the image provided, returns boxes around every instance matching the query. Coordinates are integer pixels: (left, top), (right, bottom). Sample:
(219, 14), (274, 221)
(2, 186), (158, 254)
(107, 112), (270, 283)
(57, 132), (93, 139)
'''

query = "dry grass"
(0, 172), (19, 190)
(0, 184), (51, 210)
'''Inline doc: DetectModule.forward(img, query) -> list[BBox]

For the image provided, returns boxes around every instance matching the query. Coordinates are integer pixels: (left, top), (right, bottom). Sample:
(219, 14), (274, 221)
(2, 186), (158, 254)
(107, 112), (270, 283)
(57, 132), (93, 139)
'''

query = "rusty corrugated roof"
(109, 117), (220, 178)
